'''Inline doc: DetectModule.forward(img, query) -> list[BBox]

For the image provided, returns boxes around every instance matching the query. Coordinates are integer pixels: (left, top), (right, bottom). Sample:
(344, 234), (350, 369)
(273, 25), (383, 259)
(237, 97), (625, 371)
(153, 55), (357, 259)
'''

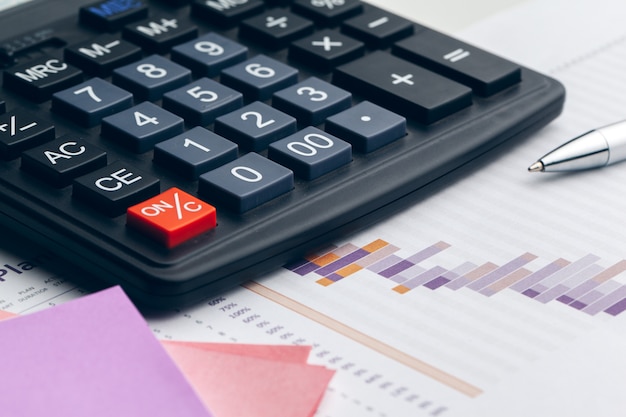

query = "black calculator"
(0, 0), (565, 307)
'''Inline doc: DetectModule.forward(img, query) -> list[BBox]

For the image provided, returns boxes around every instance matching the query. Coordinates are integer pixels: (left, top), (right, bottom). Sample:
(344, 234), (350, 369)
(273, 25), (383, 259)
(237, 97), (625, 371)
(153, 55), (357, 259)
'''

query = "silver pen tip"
(528, 161), (544, 172)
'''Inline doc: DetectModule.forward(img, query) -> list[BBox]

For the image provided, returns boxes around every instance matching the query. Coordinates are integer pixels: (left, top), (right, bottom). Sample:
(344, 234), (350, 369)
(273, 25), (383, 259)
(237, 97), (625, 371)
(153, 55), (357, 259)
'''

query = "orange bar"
(362, 239), (389, 253)
(337, 264), (363, 278)
(311, 253), (340, 267)
(393, 285), (411, 294)
(316, 278), (335, 287)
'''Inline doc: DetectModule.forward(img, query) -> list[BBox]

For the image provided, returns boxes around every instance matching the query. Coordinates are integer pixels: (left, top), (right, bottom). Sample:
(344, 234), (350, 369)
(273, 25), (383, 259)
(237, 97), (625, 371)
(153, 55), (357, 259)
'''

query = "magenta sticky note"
(0, 286), (212, 417)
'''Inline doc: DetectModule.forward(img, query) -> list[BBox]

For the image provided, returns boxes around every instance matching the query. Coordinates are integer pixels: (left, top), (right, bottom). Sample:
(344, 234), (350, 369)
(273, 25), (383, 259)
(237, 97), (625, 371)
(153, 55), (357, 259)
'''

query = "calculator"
(0, 0), (565, 307)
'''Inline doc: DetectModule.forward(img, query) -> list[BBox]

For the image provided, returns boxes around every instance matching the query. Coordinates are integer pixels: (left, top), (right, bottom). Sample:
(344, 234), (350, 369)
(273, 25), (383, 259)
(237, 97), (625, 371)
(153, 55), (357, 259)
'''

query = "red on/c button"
(127, 187), (216, 248)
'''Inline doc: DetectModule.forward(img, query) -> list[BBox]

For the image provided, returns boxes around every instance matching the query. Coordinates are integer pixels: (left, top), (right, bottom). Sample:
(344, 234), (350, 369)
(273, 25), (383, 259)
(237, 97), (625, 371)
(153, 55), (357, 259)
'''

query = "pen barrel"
(599, 120), (626, 164)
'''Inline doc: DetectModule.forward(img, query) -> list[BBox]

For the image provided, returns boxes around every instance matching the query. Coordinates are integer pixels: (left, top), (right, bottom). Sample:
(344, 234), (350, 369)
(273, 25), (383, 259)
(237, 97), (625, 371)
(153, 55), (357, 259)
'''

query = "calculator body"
(0, 0), (565, 307)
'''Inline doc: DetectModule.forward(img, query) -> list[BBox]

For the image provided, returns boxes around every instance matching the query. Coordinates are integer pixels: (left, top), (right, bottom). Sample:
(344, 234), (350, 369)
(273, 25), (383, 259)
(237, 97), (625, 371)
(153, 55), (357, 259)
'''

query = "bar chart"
(285, 239), (626, 317)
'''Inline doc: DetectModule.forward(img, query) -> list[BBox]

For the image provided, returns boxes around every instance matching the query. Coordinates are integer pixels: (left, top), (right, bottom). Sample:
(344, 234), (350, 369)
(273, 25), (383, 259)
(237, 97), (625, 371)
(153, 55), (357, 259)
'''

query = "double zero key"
(333, 51), (471, 124)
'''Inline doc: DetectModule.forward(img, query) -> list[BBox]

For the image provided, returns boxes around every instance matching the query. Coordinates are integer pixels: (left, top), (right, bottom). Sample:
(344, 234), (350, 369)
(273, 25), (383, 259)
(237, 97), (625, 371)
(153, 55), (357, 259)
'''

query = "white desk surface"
(365, 0), (529, 33)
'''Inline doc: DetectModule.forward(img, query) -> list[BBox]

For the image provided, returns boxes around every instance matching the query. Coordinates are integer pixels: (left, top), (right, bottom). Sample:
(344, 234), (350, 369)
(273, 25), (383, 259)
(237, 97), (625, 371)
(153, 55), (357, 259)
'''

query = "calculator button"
(220, 55), (298, 101)
(154, 126), (238, 179)
(162, 78), (243, 126)
(199, 153), (294, 213)
(21, 135), (107, 187)
(214, 101), (297, 151)
(272, 77), (351, 125)
(292, 0), (363, 26)
(64, 35), (142, 77)
(112, 55), (192, 101)
(79, 0), (149, 31)
(51, 78), (133, 127)
(171, 33), (248, 77)
(333, 51), (472, 124)
(240, 10), (314, 49)
(268, 127), (351, 180)
(3, 56), (83, 102)
(0, 109), (55, 159)
(123, 16), (198, 54)
(341, 9), (415, 48)
(289, 29), (365, 71)
(73, 161), (160, 217)
(191, 0), (265, 28)
(127, 187), (217, 248)
(325, 101), (406, 152)
(101, 102), (184, 153)
(393, 31), (522, 96)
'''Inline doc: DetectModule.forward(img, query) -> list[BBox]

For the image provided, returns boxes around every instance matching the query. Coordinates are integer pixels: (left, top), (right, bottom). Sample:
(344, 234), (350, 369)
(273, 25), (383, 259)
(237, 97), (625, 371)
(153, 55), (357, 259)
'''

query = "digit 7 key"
(127, 187), (216, 248)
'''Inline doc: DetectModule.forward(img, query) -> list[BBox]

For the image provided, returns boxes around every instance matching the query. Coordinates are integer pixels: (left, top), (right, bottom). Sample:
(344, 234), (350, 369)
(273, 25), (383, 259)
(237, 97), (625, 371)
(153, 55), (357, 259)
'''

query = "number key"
(171, 33), (248, 77)
(198, 153), (294, 213)
(162, 78), (243, 126)
(268, 126), (351, 180)
(51, 78), (133, 127)
(112, 55), (192, 101)
(154, 127), (238, 179)
(214, 102), (297, 151)
(101, 102), (184, 153)
(272, 77), (351, 125)
(220, 55), (298, 101)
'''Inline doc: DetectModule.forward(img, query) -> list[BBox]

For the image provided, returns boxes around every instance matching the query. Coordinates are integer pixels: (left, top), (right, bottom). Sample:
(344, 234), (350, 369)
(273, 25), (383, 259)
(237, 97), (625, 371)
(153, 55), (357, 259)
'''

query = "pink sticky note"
(0, 287), (212, 417)
(0, 310), (16, 321)
(164, 343), (335, 417)
(162, 340), (312, 363)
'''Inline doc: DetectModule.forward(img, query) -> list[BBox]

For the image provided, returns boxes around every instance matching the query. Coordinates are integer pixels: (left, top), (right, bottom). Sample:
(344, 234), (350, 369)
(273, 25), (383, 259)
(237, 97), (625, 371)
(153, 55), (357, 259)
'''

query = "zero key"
(393, 31), (521, 96)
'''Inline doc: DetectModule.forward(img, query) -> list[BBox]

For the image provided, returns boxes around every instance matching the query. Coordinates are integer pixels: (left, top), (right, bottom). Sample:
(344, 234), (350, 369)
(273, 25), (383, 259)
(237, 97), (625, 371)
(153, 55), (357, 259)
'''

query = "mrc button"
(3, 56), (83, 102)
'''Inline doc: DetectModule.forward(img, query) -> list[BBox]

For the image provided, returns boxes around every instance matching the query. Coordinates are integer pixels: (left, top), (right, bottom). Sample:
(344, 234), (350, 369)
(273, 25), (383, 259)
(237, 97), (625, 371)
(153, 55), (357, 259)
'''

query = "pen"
(528, 120), (626, 172)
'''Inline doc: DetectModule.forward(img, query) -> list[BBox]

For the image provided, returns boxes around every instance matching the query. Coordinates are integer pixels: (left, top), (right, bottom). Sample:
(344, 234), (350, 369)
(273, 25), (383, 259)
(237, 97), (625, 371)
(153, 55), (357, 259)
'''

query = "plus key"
(333, 51), (472, 124)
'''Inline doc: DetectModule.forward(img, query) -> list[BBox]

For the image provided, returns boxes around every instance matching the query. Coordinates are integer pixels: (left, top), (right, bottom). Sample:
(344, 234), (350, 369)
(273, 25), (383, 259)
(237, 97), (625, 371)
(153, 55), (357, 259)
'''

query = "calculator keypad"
(0, 0), (561, 306)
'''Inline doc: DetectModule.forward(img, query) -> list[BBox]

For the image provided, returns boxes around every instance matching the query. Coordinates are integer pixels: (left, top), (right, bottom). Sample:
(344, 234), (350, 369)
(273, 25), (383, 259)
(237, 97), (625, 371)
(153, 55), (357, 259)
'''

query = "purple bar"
(570, 300), (587, 310)
(368, 254), (403, 274)
(510, 258), (569, 292)
(380, 259), (415, 278)
(326, 273), (343, 283)
(530, 254), (599, 290)
(355, 244), (400, 268)
(606, 298), (626, 316)
(558, 258), (626, 302)
(424, 276), (453, 290)
(406, 241), (450, 264)
(574, 289), (605, 310)
(285, 258), (312, 273)
(583, 283), (626, 315)
(316, 248), (369, 276)
(402, 266), (448, 290)
(467, 253), (537, 291)
(522, 288), (540, 298)
(534, 264), (603, 303)
(293, 261), (324, 276)
(534, 284), (569, 303)
(446, 262), (498, 290)
(557, 295), (575, 304)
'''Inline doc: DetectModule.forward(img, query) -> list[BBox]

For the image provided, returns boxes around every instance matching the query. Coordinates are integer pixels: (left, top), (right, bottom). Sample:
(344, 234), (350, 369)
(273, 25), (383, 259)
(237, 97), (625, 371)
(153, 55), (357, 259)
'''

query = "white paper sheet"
(3, 1), (626, 416)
